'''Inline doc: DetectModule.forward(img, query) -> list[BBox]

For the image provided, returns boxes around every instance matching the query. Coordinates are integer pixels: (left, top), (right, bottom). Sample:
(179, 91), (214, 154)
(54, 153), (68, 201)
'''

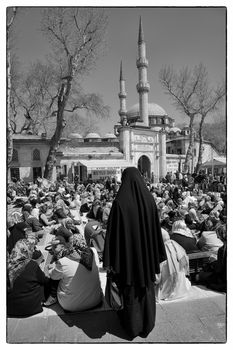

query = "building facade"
(8, 18), (224, 183)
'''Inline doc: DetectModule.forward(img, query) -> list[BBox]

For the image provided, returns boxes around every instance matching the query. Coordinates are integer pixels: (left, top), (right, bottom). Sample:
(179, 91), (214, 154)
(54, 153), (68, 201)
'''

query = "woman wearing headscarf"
(7, 239), (49, 317)
(170, 220), (199, 253)
(155, 229), (191, 301)
(103, 167), (167, 339)
(59, 218), (86, 248)
(22, 204), (44, 238)
(39, 203), (56, 226)
(47, 236), (102, 312)
(7, 222), (30, 254)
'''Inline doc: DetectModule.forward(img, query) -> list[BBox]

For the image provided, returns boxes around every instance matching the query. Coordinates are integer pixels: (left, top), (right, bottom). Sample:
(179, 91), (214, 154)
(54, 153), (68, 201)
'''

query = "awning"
(76, 159), (135, 171)
(201, 158), (226, 168)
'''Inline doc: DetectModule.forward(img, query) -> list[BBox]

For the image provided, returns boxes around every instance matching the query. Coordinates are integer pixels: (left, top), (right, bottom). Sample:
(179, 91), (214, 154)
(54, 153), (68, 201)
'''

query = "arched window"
(33, 149), (41, 161)
(12, 149), (18, 162)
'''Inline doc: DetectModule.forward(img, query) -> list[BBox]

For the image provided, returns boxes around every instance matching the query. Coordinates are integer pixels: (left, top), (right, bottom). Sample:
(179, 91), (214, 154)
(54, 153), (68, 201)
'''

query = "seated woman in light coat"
(155, 229), (191, 301)
(47, 236), (103, 312)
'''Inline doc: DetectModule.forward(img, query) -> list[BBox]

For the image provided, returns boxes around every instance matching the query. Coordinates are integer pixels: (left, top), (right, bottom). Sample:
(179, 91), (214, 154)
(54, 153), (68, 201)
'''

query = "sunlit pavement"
(7, 276), (226, 343)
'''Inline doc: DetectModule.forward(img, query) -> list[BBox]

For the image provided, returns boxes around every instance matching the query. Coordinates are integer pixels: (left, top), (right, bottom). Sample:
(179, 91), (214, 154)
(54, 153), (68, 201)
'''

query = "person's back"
(103, 167), (166, 339)
(170, 220), (199, 253)
(155, 229), (191, 301)
(51, 248), (102, 312)
(171, 233), (199, 253)
(7, 260), (48, 317)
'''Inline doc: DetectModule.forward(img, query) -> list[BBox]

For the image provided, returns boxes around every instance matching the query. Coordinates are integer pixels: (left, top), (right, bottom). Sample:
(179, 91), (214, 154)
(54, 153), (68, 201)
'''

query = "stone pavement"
(7, 282), (226, 343)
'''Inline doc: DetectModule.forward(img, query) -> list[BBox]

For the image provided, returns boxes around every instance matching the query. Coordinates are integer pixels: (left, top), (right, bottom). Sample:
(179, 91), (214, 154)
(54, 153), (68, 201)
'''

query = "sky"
(9, 6), (226, 136)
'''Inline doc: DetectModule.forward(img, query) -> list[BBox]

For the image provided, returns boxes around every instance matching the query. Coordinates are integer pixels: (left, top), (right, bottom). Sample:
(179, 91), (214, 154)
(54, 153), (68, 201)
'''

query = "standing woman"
(103, 167), (167, 339)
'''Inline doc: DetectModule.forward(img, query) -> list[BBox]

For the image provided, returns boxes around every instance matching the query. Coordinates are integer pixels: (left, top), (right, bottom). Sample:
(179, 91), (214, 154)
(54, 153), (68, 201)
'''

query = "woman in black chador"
(103, 167), (167, 339)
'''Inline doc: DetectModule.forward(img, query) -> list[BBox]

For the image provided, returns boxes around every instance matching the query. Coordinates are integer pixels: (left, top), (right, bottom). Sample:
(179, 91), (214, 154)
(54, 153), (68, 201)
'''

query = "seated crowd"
(7, 171), (227, 316)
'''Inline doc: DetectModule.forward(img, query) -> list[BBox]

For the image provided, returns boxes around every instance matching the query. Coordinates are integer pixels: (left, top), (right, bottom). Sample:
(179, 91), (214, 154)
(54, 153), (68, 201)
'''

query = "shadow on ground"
(59, 310), (132, 341)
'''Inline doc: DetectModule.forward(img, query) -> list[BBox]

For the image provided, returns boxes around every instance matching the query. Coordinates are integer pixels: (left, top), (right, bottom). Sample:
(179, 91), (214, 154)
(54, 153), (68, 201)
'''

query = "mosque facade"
(8, 18), (223, 183)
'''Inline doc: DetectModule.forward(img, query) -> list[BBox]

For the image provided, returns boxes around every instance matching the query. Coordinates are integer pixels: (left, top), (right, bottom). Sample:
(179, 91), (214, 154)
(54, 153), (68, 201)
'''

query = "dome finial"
(138, 16), (144, 44)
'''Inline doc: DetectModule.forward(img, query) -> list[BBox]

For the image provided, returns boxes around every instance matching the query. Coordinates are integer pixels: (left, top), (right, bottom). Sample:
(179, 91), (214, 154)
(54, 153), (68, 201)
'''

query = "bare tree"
(11, 61), (59, 135)
(7, 7), (17, 164)
(160, 65), (202, 172)
(39, 8), (108, 179)
(159, 63), (225, 173)
(195, 80), (225, 173)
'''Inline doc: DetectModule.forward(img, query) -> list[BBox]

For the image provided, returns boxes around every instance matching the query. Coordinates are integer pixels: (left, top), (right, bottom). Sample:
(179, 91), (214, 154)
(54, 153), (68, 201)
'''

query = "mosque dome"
(69, 133), (83, 139)
(127, 102), (167, 120)
(103, 133), (117, 139)
(169, 127), (181, 134)
(85, 132), (101, 139)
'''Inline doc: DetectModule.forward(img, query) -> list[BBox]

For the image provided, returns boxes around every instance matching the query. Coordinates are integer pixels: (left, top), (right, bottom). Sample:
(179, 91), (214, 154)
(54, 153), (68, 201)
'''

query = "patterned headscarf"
(61, 218), (87, 249)
(8, 239), (35, 289)
(52, 239), (93, 271)
(61, 218), (73, 229)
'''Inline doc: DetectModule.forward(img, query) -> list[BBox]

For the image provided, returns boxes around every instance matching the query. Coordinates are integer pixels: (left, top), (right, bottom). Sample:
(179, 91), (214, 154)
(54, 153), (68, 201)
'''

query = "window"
(10, 167), (20, 180)
(33, 149), (40, 161)
(167, 147), (171, 154)
(194, 149), (196, 156)
(12, 149), (18, 162)
(177, 148), (182, 154)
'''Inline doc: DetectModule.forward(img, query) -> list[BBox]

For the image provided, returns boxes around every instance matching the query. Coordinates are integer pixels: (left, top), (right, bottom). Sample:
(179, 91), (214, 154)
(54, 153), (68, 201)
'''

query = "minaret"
(136, 17), (150, 126)
(118, 61), (127, 125)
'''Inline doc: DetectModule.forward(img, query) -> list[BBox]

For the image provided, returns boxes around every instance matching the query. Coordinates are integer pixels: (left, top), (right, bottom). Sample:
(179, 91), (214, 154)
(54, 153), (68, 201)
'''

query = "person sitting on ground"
(197, 227), (224, 260)
(68, 192), (82, 223)
(22, 204), (44, 239)
(7, 239), (49, 317)
(30, 198), (40, 220)
(84, 220), (106, 261)
(46, 236), (103, 312)
(39, 203), (56, 226)
(155, 228), (191, 301)
(195, 232), (226, 292)
(59, 218), (86, 248)
(170, 220), (199, 253)
(102, 201), (112, 227)
(79, 192), (91, 214)
(7, 222), (30, 254)
(188, 202), (200, 224)
(201, 196), (214, 214)
(86, 198), (103, 223)
(53, 193), (70, 221)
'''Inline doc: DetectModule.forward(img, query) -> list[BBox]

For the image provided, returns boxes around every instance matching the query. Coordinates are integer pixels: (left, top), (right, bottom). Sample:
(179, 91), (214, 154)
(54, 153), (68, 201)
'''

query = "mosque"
(9, 18), (223, 183)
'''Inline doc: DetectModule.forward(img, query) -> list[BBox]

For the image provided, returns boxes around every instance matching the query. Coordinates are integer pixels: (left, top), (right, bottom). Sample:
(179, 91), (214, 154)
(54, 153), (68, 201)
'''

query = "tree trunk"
(195, 115), (205, 173)
(183, 115), (195, 173)
(7, 22), (13, 165)
(7, 49), (13, 165)
(44, 79), (72, 180)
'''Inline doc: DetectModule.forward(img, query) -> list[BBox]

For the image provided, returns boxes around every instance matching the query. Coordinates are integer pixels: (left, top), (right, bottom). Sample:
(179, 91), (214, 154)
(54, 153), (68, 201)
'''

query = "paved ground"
(7, 279), (226, 343)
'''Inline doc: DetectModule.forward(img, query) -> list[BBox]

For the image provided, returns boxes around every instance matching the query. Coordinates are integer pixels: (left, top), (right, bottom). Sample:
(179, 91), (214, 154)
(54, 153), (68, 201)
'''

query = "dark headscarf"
(7, 222), (30, 254)
(103, 167), (167, 288)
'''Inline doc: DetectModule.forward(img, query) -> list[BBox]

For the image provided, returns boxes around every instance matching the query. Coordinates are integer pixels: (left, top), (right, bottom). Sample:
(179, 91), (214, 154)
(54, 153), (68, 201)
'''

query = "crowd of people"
(7, 169), (227, 338)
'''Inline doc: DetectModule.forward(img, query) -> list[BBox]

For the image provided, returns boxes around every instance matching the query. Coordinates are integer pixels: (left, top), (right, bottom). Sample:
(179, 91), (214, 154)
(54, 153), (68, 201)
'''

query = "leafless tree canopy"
(160, 63), (225, 172)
